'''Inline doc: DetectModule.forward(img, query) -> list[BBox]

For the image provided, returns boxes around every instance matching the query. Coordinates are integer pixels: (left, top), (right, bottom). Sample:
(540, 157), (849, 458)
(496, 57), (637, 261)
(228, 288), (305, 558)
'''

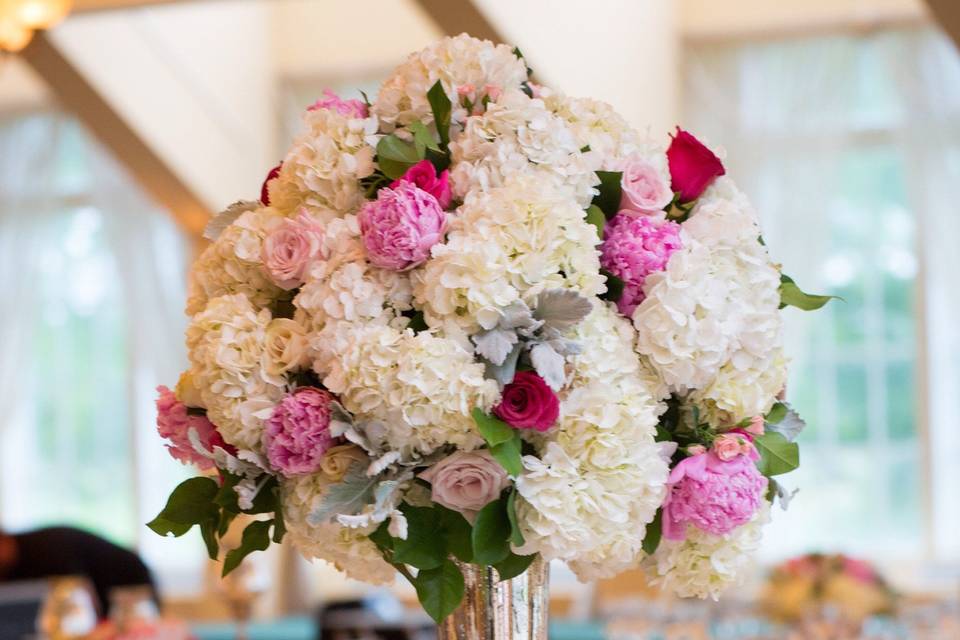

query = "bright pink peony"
(662, 450), (767, 541)
(260, 162), (281, 206)
(264, 387), (336, 477)
(667, 127), (725, 202)
(493, 371), (559, 432)
(391, 160), (452, 209)
(619, 155), (672, 214)
(600, 213), (682, 316)
(155, 386), (226, 470)
(308, 89), (368, 119)
(358, 182), (447, 270)
(261, 210), (325, 289)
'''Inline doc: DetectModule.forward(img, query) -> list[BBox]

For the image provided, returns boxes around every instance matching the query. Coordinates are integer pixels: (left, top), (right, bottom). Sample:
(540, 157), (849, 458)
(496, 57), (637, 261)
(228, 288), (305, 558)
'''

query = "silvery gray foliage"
(473, 290), (593, 389)
(766, 405), (806, 442)
(204, 441), (271, 510)
(774, 482), (799, 511)
(203, 200), (259, 241)
(309, 461), (377, 525)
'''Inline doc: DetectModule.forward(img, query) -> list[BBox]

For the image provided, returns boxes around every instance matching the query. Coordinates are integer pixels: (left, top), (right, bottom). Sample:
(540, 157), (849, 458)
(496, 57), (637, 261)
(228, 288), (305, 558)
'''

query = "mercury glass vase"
(438, 556), (549, 640)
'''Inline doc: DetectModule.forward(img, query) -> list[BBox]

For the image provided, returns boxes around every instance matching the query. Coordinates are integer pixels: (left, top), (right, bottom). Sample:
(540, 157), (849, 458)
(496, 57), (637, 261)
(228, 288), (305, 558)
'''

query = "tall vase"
(438, 556), (549, 640)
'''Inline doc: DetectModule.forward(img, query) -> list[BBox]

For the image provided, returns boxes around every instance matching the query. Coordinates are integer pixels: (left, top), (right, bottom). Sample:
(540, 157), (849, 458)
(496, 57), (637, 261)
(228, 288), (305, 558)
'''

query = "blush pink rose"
(666, 127), (725, 203)
(358, 182), (447, 270)
(155, 386), (228, 471)
(390, 160), (452, 209)
(619, 155), (672, 214)
(308, 89), (368, 119)
(260, 162), (281, 206)
(419, 450), (510, 518)
(261, 211), (325, 290)
(493, 371), (559, 432)
(713, 433), (753, 462)
(746, 415), (765, 436)
(264, 387), (336, 477)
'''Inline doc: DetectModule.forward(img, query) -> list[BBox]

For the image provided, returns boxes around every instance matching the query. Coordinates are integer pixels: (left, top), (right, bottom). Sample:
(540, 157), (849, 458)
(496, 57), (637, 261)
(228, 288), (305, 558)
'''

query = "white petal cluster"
(450, 89), (597, 207)
(413, 174), (604, 334)
(185, 294), (286, 450)
(691, 347), (788, 427)
(373, 33), (528, 130)
(281, 472), (396, 585)
(187, 207), (285, 315)
(645, 501), (771, 600)
(515, 304), (669, 580)
(269, 107), (379, 218)
(318, 323), (500, 457)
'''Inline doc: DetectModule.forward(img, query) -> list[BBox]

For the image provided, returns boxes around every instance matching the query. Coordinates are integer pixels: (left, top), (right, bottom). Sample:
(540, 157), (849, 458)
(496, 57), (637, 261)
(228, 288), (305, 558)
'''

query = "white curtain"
(683, 27), (960, 568)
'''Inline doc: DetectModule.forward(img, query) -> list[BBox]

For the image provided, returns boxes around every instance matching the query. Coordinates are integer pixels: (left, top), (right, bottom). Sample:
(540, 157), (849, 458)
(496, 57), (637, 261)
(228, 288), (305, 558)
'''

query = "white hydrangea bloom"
(187, 207), (285, 315)
(269, 107), (378, 218)
(318, 323), (500, 457)
(691, 347), (788, 427)
(449, 88), (597, 207)
(281, 473), (396, 585)
(373, 33), (528, 130)
(185, 294), (286, 450)
(645, 501), (771, 600)
(413, 174), (604, 333)
(515, 304), (669, 580)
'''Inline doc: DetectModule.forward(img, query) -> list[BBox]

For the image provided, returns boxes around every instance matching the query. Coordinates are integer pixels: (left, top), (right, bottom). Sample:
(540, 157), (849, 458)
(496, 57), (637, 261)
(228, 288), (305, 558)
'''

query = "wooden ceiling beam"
(925, 0), (960, 50)
(411, 0), (504, 44)
(20, 31), (210, 236)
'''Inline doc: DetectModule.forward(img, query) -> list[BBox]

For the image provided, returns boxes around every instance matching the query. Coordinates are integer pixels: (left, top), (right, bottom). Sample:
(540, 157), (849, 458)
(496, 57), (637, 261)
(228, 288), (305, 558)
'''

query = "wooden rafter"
(411, 0), (503, 43)
(20, 31), (210, 235)
(925, 0), (960, 49)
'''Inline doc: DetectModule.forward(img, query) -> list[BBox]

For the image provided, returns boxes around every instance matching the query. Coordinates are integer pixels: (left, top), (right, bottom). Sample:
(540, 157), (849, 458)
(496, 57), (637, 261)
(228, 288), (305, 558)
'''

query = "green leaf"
(200, 518), (220, 561)
(506, 489), (524, 547)
(642, 508), (663, 555)
(272, 505), (286, 544)
(438, 506), (474, 563)
(472, 408), (516, 446)
(778, 274), (840, 311)
(765, 402), (788, 424)
(245, 476), (280, 514)
(489, 435), (523, 478)
(409, 121), (440, 156)
(493, 552), (537, 581)
(427, 80), (452, 148)
(584, 205), (605, 242)
(217, 508), (237, 538)
(599, 269), (624, 304)
(222, 519), (273, 577)
(369, 520), (395, 552)
(754, 431), (800, 477)
(414, 559), (465, 623)
(472, 498), (511, 565)
(592, 171), (623, 218)
(393, 505), (446, 570)
(151, 477), (219, 526)
(377, 134), (420, 179)
(146, 516), (192, 538)
(214, 472), (242, 513)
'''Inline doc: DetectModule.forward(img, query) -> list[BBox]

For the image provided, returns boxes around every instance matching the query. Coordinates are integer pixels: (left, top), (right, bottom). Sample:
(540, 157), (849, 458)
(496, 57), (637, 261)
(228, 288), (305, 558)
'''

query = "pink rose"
(419, 450), (509, 518)
(390, 160), (452, 209)
(264, 387), (336, 477)
(666, 127), (725, 203)
(713, 433), (750, 462)
(358, 182), (447, 270)
(493, 371), (559, 432)
(261, 211), (325, 290)
(308, 89), (368, 119)
(686, 444), (707, 456)
(155, 386), (227, 470)
(662, 450), (767, 541)
(260, 162), (281, 206)
(746, 415), (765, 436)
(619, 155), (672, 214)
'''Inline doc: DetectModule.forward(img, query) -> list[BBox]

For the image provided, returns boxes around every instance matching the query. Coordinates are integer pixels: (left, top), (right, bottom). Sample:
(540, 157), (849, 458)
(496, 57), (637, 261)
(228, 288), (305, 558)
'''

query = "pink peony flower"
(260, 162), (281, 206)
(493, 371), (559, 432)
(419, 450), (509, 519)
(261, 210), (325, 290)
(390, 160), (452, 209)
(662, 450), (767, 541)
(358, 182), (447, 270)
(619, 155), (672, 214)
(667, 127), (725, 202)
(264, 387), (336, 477)
(600, 213), (683, 316)
(155, 386), (227, 470)
(307, 89), (368, 119)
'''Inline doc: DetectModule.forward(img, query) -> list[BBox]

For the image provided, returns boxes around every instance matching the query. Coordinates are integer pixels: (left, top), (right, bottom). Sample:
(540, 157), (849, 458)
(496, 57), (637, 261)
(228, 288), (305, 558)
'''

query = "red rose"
(391, 159), (452, 209)
(493, 371), (559, 432)
(666, 127), (725, 203)
(260, 162), (282, 205)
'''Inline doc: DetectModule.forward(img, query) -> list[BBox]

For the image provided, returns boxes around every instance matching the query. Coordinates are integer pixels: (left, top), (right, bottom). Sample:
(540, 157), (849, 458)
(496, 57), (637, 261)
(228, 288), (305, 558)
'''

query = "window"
(683, 28), (960, 564)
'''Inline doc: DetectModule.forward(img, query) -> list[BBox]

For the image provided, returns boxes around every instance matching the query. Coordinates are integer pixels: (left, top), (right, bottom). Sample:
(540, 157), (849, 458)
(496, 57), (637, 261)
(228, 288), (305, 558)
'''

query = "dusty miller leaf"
(766, 406), (806, 442)
(529, 342), (566, 391)
(308, 461), (377, 525)
(534, 289), (593, 331)
(203, 200), (258, 241)
(473, 328), (519, 366)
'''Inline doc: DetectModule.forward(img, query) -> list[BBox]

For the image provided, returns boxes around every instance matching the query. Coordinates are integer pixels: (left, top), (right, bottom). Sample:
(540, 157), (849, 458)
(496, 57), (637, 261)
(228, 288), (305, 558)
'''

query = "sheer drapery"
(683, 28), (960, 565)
(0, 112), (204, 592)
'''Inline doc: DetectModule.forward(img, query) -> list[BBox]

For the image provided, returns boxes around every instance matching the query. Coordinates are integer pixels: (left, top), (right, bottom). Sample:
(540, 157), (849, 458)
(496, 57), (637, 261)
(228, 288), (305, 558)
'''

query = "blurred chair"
(0, 580), (49, 640)
(317, 593), (434, 640)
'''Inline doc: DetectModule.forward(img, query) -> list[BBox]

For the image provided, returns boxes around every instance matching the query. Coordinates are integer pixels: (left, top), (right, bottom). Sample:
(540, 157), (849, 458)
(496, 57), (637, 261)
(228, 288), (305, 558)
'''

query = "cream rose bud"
(320, 444), (367, 481)
(174, 370), (205, 408)
(262, 318), (310, 376)
(261, 211), (325, 290)
(419, 450), (509, 518)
